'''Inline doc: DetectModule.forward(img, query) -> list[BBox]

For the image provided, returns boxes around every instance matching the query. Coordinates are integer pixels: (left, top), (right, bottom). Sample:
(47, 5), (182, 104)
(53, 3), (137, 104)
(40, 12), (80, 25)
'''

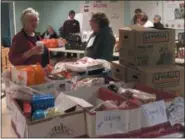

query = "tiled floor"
(1, 97), (16, 138)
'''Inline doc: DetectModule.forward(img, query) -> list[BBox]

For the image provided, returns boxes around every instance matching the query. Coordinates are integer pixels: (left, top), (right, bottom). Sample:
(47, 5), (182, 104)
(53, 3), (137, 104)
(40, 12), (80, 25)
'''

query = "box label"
(96, 110), (129, 136)
(137, 45), (153, 53)
(143, 32), (169, 43)
(141, 100), (168, 127)
(136, 55), (149, 66)
(152, 71), (180, 84)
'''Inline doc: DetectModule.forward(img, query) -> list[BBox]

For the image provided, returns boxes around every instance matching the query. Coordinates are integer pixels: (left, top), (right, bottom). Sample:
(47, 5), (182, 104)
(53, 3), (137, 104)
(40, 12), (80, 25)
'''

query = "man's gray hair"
(21, 7), (39, 26)
(154, 15), (161, 21)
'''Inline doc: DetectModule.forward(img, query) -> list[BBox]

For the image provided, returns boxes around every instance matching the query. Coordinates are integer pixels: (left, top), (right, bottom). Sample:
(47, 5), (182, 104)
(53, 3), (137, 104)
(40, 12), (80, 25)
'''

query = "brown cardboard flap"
(12, 98), (85, 125)
(27, 107), (84, 125)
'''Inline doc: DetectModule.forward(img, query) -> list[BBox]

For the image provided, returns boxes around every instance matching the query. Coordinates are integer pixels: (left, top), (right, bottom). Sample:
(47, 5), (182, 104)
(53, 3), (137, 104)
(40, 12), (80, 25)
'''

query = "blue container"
(32, 109), (45, 120)
(32, 94), (55, 112)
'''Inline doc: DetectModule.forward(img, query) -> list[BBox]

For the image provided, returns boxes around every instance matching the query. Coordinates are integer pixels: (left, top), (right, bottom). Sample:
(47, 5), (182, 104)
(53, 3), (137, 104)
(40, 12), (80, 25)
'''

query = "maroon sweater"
(9, 30), (50, 67)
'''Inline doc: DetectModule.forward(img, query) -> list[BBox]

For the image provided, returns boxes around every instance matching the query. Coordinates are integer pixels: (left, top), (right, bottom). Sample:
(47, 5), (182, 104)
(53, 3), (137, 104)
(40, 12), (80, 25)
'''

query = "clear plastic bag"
(2, 70), (35, 101)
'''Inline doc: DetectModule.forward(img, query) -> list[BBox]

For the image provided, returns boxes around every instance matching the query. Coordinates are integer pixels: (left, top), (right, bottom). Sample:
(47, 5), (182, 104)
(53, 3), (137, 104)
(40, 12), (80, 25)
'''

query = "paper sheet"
(96, 110), (129, 136)
(141, 100), (168, 127)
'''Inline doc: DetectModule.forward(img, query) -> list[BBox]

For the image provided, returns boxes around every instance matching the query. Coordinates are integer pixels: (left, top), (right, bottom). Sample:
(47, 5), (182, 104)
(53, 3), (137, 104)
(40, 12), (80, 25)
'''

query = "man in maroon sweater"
(61, 10), (80, 39)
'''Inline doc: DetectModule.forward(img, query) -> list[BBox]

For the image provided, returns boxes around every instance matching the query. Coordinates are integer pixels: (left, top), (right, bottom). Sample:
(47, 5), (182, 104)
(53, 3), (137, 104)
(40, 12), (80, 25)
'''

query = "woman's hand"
(23, 46), (43, 59)
(30, 46), (43, 55)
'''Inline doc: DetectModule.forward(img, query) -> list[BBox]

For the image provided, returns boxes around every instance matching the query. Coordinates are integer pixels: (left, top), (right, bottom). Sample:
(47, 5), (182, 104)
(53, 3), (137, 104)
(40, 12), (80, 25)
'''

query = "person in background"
(153, 15), (164, 29)
(9, 8), (50, 67)
(41, 26), (58, 39)
(137, 12), (154, 27)
(132, 8), (142, 25)
(61, 10), (80, 38)
(85, 12), (115, 61)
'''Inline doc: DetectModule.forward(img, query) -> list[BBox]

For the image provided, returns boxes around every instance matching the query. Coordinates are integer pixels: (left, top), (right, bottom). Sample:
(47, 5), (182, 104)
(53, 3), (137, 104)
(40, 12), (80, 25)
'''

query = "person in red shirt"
(61, 10), (80, 39)
(9, 8), (50, 67)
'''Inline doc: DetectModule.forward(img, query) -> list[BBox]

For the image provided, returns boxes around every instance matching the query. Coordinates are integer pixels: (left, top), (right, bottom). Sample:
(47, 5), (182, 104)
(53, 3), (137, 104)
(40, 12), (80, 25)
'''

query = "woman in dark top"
(9, 8), (50, 67)
(41, 26), (58, 39)
(132, 8), (142, 25)
(153, 15), (164, 29)
(85, 12), (115, 61)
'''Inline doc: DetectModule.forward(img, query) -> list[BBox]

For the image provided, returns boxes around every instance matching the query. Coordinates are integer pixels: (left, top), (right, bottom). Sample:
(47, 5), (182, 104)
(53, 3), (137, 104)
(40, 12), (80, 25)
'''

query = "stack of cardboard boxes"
(1, 47), (11, 72)
(112, 26), (184, 96)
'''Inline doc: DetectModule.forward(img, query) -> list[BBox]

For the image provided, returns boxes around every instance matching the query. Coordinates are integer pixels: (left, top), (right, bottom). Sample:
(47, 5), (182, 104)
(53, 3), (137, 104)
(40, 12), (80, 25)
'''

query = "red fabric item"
(9, 31), (42, 66)
(23, 101), (32, 118)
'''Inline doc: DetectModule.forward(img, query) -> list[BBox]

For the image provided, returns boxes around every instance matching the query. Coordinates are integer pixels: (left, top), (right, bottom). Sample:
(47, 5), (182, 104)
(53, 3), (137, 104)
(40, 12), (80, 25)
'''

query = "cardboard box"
(63, 83), (177, 137)
(119, 26), (175, 50)
(119, 47), (175, 66)
(126, 65), (184, 96)
(119, 26), (175, 66)
(9, 97), (86, 138)
(9, 86), (182, 138)
(111, 61), (126, 81)
(64, 86), (140, 137)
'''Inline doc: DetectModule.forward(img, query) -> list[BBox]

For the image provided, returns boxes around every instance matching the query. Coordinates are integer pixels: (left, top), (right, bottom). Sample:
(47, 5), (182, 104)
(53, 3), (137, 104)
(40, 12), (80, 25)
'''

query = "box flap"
(67, 95), (93, 108)
(120, 26), (175, 32)
(120, 25), (157, 32)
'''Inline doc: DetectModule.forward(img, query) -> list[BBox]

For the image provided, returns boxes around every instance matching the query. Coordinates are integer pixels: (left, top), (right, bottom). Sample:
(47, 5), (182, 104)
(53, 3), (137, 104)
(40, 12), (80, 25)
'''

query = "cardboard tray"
(9, 98), (86, 138)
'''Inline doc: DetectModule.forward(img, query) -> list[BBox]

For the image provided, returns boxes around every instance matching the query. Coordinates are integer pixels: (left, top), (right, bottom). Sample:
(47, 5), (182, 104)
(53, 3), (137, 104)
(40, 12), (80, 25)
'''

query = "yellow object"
(45, 107), (62, 118)
(1, 47), (11, 72)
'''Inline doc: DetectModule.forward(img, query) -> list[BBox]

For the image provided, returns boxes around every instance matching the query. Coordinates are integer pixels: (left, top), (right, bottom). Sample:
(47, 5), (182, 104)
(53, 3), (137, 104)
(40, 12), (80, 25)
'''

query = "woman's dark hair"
(69, 10), (75, 15)
(91, 12), (109, 28)
(135, 8), (142, 14)
(132, 9), (142, 24)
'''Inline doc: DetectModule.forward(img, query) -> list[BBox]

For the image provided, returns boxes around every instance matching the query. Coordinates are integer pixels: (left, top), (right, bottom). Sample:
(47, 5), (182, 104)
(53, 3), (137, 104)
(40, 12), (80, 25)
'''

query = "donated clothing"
(154, 22), (164, 29)
(144, 20), (154, 28)
(85, 26), (115, 61)
(61, 19), (80, 38)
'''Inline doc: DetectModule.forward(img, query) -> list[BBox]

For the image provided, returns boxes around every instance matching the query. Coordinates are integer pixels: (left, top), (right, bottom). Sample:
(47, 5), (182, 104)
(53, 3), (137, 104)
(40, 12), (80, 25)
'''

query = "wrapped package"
(71, 77), (105, 90)
(90, 100), (118, 112)
(65, 57), (104, 72)
(53, 62), (67, 74)
(11, 64), (45, 86)
(119, 88), (156, 104)
(45, 107), (62, 118)
(119, 99), (143, 109)
(48, 71), (72, 80)
(32, 109), (45, 120)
